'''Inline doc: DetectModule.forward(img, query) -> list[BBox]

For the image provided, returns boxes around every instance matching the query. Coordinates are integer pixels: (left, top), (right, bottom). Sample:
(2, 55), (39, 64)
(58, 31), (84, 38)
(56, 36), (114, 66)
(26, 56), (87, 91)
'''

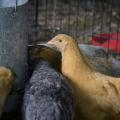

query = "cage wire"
(28, 0), (120, 58)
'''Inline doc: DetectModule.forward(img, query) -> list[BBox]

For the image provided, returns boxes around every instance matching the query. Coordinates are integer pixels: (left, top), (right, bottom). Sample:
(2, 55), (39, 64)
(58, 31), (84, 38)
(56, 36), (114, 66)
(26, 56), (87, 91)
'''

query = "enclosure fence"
(29, 0), (120, 56)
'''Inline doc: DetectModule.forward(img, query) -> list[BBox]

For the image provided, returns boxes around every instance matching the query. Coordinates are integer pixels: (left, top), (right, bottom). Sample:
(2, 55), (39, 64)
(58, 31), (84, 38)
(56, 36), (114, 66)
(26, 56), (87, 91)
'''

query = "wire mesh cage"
(29, 0), (120, 57)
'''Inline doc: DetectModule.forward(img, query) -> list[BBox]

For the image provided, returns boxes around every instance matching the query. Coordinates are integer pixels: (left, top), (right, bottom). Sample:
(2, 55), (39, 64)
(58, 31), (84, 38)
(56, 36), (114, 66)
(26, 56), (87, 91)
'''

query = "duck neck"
(61, 43), (93, 78)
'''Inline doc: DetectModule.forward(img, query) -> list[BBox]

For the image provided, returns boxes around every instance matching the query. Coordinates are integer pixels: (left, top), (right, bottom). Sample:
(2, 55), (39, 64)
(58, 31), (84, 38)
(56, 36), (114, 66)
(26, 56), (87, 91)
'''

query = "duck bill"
(28, 43), (60, 52)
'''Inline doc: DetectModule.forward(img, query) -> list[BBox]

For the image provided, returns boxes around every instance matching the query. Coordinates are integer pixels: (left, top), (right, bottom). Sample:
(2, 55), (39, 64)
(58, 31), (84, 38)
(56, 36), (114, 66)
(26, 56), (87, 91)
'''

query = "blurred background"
(29, 0), (120, 58)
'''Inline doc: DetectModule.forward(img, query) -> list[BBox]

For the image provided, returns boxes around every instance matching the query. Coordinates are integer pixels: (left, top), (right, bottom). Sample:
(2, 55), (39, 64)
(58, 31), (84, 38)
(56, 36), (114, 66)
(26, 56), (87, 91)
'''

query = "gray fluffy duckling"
(23, 58), (74, 120)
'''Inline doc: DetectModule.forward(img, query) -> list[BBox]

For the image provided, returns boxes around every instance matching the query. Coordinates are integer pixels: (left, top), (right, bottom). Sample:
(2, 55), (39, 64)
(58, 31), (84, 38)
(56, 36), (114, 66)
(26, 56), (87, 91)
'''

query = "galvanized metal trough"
(0, 0), (28, 112)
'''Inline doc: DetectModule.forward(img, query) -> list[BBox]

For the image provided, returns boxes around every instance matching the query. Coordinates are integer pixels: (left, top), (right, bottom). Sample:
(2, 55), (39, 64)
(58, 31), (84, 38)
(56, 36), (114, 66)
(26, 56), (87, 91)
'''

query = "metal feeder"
(0, 0), (28, 112)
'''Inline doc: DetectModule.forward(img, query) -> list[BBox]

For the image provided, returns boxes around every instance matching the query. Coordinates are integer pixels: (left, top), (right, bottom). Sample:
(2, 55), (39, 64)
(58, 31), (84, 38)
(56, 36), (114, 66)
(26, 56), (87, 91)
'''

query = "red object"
(92, 33), (120, 53)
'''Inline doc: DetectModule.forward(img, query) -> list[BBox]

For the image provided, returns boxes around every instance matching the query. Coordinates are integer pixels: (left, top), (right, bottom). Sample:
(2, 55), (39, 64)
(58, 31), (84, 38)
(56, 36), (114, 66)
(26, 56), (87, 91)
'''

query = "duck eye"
(58, 39), (62, 42)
